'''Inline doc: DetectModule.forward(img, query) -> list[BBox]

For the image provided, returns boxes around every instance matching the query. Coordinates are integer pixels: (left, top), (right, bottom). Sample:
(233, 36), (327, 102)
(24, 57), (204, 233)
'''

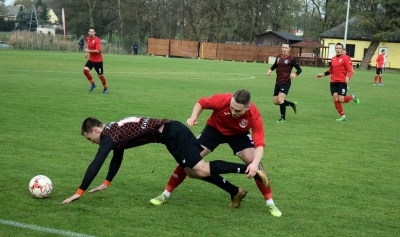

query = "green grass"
(1, 50), (399, 237)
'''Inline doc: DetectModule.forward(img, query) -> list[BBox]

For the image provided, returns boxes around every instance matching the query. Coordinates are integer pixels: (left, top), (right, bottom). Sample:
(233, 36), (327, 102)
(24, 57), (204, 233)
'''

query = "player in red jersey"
(267, 43), (302, 123)
(84, 27), (108, 94)
(374, 49), (386, 86)
(150, 89), (282, 217)
(61, 116), (268, 204)
(315, 43), (360, 121)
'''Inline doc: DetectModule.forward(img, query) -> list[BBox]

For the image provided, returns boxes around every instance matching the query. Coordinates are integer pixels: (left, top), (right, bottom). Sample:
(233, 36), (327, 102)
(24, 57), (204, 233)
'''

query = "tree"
(355, 0), (400, 69)
(39, 4), (50, 23)
(0, 0), (7, 16)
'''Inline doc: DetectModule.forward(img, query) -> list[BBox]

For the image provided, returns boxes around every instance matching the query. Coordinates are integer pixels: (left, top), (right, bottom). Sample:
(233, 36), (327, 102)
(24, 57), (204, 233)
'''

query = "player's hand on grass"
(186, 117), (198, 126)
(290, 73), (297, 79)
(267, 69), (272, 76)
(245, 162), (258, 179)
(85, 53), (88, 58)
(61, 194), (81, 204)
(88, 183), (108, 193)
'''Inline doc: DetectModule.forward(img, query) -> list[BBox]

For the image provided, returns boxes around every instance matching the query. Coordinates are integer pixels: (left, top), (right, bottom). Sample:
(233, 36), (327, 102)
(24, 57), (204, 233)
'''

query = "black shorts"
(330, 82), (347, 96)
(197, 125), (254, 155)
(162, 121), (203, 169)
(376, 68), (383, 75)
(273, 84), (291, 96)
(85, 61), (104, 75)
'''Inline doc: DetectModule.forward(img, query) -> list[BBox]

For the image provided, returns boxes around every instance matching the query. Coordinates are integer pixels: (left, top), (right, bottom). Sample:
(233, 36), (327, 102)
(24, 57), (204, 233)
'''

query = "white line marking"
(0, 70), (257, 80)
(0, 219), (96, 237)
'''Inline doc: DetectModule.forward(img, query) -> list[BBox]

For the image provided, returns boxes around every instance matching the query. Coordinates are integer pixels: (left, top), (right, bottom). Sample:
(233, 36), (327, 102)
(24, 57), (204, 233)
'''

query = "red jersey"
(328, 55), (353, 83)
(86, 36), (103, 62)
(198, 93), (265, 148)
(376, 53), (385, 68)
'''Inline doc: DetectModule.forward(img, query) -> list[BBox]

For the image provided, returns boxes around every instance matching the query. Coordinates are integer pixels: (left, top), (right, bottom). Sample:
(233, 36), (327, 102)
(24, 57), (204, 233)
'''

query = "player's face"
(281, 44), (290, 55)
(88, 29), (95, 38)
(230, 98), (249, 118)
(83, 129), (101, 144)
(335, 45), (343, 55)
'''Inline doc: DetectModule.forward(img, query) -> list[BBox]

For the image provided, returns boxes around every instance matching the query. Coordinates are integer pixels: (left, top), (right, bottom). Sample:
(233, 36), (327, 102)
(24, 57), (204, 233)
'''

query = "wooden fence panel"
(200, 42), (217, 59)
(170, 39), (198, 58)
(147, 38), (312, 62)
(147, 38), (170, 56)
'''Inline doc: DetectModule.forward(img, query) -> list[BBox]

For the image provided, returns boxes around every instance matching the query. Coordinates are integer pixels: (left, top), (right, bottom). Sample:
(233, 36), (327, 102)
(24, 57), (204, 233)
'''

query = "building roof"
(4, 5), (21, 17)
(291, 39), (328, 48)
(257, 31), (303, 41)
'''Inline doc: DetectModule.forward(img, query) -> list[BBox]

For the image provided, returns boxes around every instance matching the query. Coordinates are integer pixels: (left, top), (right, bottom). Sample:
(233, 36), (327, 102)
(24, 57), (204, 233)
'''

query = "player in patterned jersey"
(61, 116), (268, 204)
(267, 43), (302, 123)
(315, 43), (360, 122)
(374, 49), (386, 86)
(150, 89), (282, 217)
(84, 27), (108, 94)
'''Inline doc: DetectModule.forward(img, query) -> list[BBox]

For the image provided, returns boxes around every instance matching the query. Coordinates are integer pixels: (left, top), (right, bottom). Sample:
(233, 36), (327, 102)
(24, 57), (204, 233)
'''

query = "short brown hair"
(233, 89), (251, 105)
(81, 117), (103, 135)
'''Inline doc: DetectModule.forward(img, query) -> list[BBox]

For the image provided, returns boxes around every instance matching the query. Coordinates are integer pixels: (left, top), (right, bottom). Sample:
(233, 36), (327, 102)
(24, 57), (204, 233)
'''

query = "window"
(345, 44), (355, 58)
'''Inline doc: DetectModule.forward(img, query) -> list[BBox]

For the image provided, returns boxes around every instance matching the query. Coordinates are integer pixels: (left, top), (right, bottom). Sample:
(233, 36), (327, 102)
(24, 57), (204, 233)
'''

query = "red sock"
(83, 69), (94, 84)
(344, 95), (353, 103)
(255, 179), (272, 200)
(373, 76), (377, 84)
(99, 75), (107, 89)
(334, 101), (345, 116)
(165, 165), (187, 193)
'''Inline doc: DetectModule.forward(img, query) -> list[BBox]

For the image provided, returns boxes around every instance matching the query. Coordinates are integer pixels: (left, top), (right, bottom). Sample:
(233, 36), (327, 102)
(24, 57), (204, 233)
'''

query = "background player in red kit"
(267, 43), (302, 123)
(150, 89), (282, 217)
(61, 116), (268, 204)
(84, 27), (108, 94)
(315, 43), (360, 121)
(374, 49), (386, 86)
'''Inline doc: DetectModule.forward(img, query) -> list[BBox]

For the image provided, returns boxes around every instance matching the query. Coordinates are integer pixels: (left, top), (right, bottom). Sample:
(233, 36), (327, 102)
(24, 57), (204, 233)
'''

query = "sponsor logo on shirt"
(224, 112), (231, 115)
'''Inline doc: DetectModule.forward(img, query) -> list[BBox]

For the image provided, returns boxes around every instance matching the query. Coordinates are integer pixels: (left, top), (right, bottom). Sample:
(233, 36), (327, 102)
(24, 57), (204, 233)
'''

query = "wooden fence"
(147, 38), (312, 62)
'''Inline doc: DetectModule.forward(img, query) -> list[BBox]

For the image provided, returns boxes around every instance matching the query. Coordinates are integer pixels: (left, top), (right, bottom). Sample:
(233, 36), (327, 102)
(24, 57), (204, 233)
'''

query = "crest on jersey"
(284, 59), (289, 64)
(239, 119), (248, 128)
(277, 58), (281, 63)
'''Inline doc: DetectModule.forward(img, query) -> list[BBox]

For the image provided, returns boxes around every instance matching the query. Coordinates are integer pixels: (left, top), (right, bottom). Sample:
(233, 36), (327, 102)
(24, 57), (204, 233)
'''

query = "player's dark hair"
(381, 49), (386, 52)
(233, 89), (251, 106)
(89, 27), (95, 31)
(81, 117), (103, 135)
(335, 42), (343, 48)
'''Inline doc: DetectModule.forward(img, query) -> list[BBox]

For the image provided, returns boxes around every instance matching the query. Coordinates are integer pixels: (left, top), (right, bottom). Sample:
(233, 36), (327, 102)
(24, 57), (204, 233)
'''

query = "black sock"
(280, 103), (286, 119)
(284, 100), (294, 107)
(209, 160), (247, 175)
(201, 175), (238, 197)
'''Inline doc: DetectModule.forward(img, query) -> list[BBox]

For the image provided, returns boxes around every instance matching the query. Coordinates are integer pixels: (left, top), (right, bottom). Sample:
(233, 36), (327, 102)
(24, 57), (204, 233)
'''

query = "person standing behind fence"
(267, 43), (302, 123)
(78, 35), (84, 52)
(374, 49), (386, 86)
(133, 42), (139, 55)
(84, 27), (108, 94)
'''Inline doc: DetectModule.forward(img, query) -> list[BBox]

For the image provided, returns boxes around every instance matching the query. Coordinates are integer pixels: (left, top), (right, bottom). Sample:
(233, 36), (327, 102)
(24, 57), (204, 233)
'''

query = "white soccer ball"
(29, 175), (53, 198)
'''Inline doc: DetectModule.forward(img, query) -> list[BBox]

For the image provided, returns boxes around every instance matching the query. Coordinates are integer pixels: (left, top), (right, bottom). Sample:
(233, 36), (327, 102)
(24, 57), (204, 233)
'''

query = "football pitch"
(0, 50), (399, 236)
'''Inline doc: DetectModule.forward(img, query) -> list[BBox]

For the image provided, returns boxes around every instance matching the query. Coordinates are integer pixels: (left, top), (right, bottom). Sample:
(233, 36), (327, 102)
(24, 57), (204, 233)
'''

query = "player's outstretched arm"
(187, 103), (203, 126)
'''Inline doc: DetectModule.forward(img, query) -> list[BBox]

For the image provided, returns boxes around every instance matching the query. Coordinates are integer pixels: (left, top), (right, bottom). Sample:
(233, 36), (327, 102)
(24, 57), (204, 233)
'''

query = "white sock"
(162, 190), (171, 198)
(266, 199), (274, 205)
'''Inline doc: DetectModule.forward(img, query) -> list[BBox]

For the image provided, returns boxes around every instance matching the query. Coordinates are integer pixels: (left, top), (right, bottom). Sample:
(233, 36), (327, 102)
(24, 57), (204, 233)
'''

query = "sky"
(4, 0), (14, 6)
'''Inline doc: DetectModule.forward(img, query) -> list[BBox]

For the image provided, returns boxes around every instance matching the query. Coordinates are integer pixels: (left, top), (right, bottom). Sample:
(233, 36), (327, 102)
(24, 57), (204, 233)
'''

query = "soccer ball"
(29, 175), (53, 198)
